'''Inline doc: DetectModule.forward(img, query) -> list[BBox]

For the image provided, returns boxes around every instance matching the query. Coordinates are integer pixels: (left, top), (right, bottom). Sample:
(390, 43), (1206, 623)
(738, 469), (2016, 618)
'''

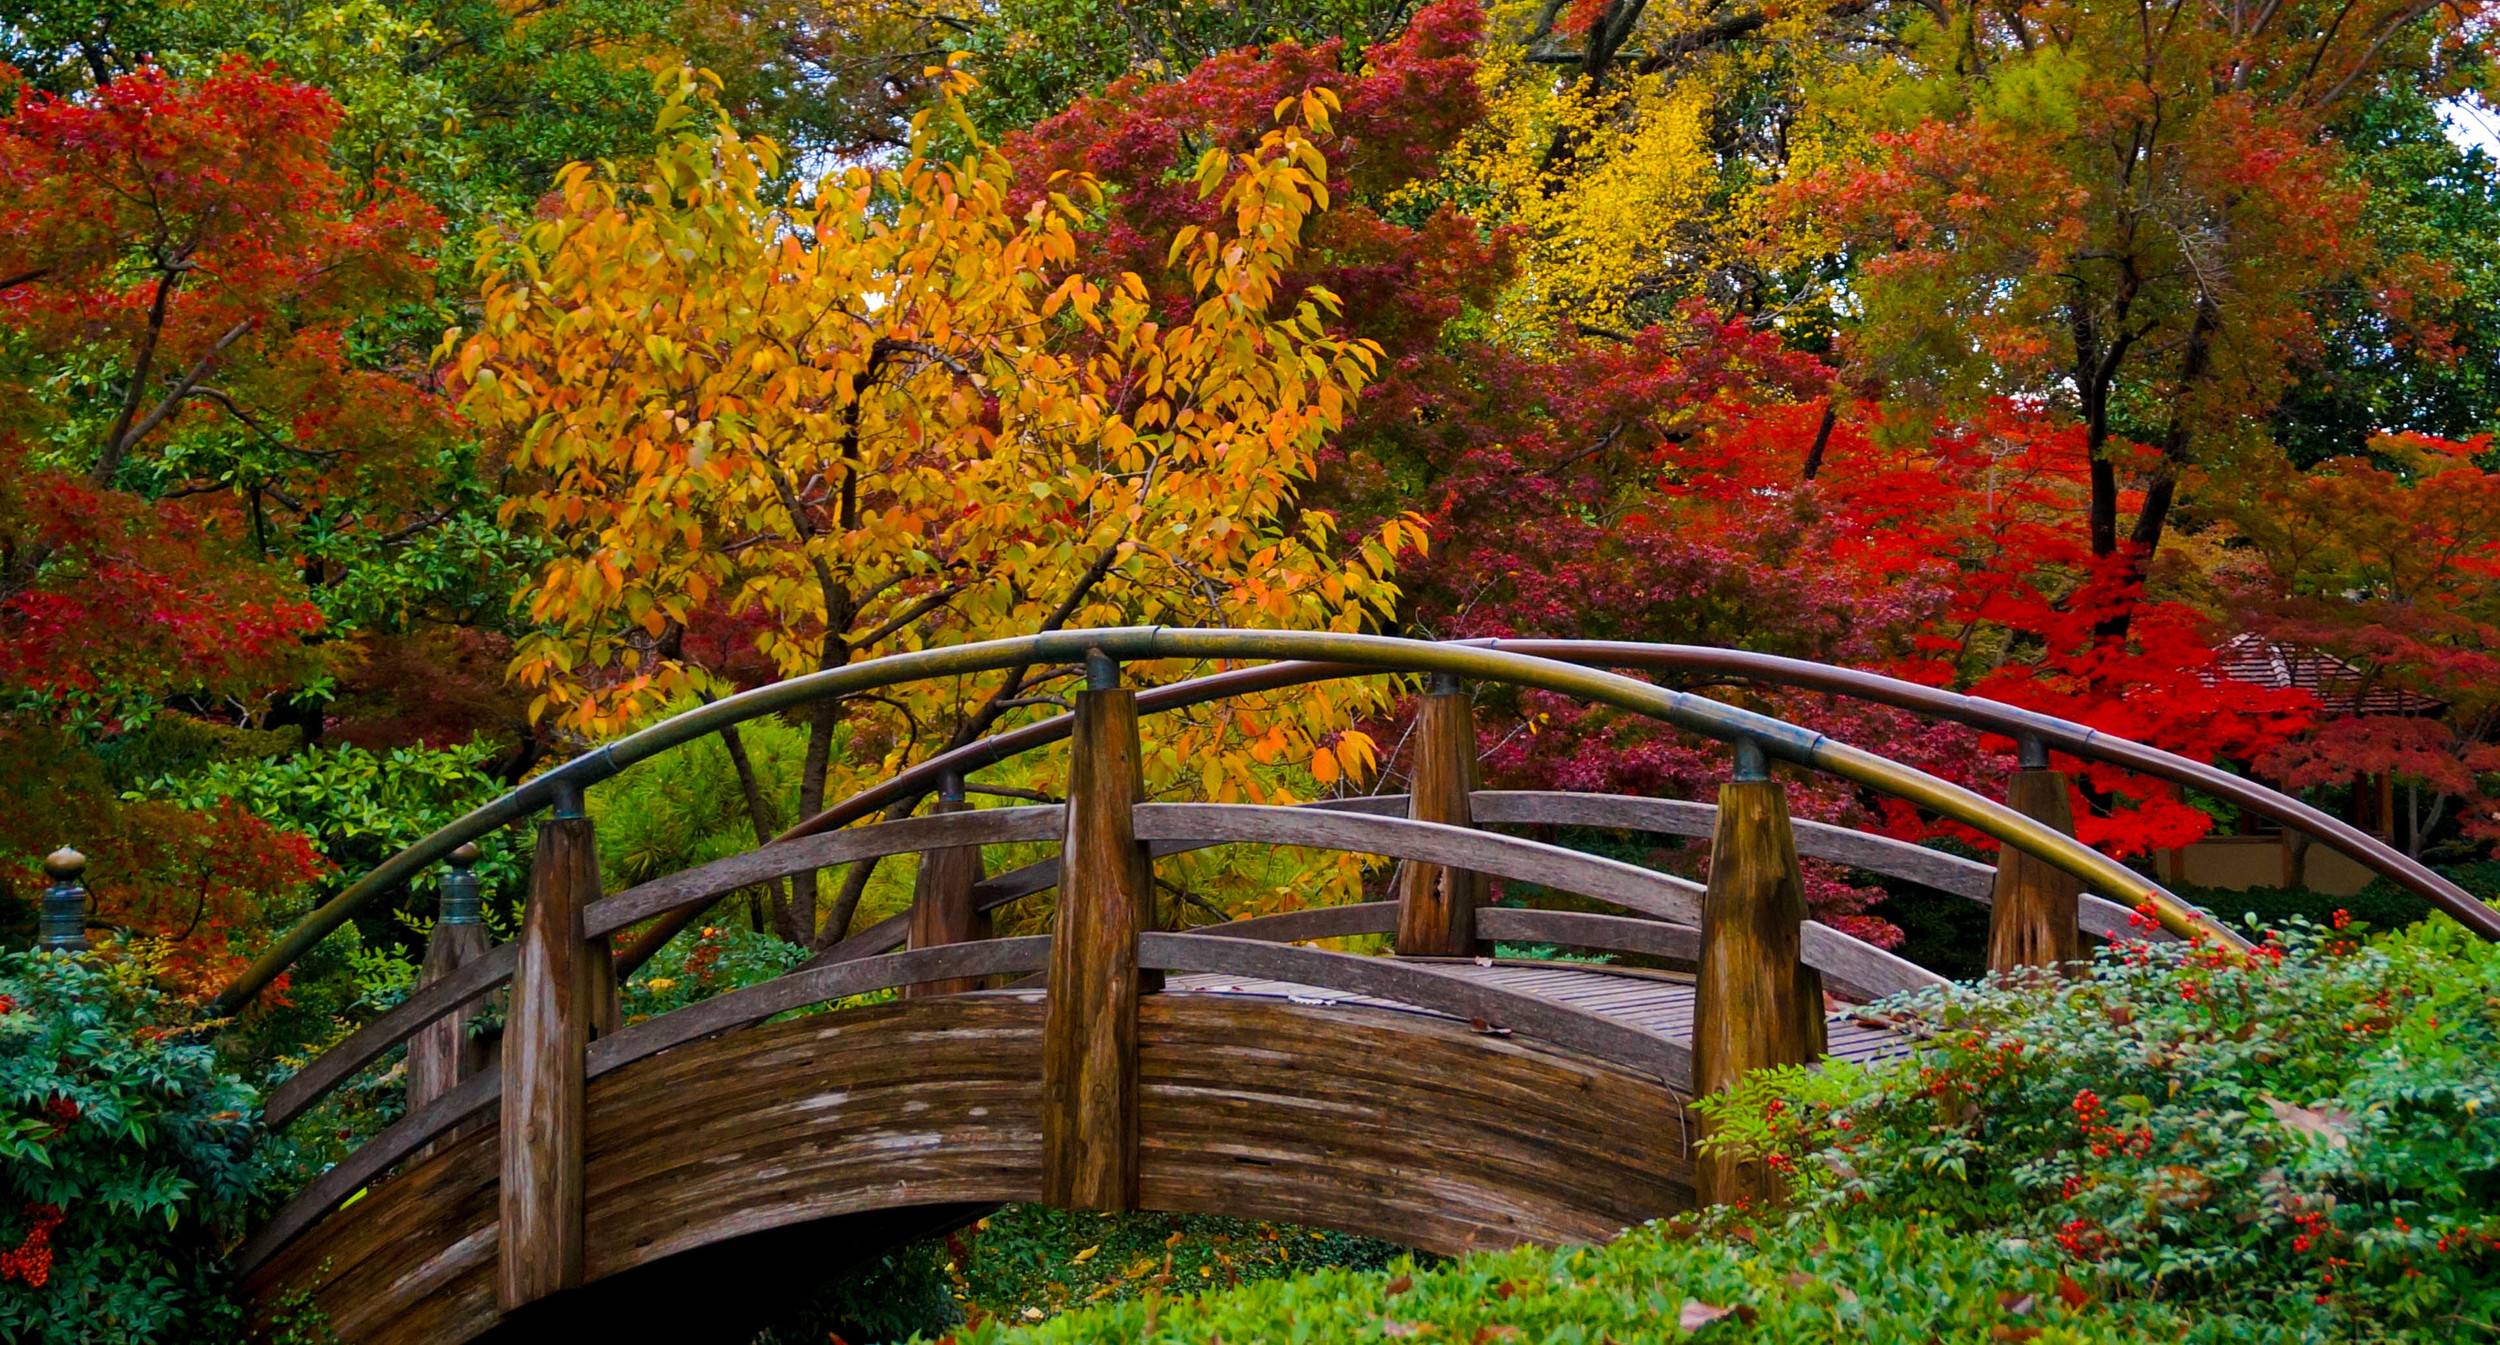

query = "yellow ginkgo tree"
(451, 65), (1422, 943)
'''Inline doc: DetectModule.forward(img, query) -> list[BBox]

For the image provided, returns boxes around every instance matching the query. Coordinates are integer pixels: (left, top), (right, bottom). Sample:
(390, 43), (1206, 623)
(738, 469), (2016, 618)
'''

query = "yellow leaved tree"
(452, 65), (1420, 944)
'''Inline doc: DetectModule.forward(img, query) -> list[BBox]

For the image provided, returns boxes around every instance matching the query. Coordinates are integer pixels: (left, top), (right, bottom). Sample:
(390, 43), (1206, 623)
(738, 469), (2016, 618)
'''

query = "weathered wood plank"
(906, 798), (991, 997)
(1139, 996), (1691, 1251)
(586, 805), (1063, 936)
(1474, 907), (1698, 962)
(1040, 684), (1152, 1212)
(1798, 921), (1948, 1001)
(267, 943), (517, 1130)
(1989, 769), (2083, 974)
(233, 1067), (501, 1276)
(1175, 901), (1399, 944)
(1397, 688), (1484, 957)
(1140, 933), (1690, 1090)
(1130, 804), (1705, 923)
(499, 814), (598, 1309)
(1693, 778), (1814, 1207)
(586, 938), (1054, 1074)
(242, 939), (1059, 1282)
(1471, 790), (2165, 946)
(248, 992), (1699, 1345)
(1473, 790), (1994, 897)
(800, 797), (1413, 970)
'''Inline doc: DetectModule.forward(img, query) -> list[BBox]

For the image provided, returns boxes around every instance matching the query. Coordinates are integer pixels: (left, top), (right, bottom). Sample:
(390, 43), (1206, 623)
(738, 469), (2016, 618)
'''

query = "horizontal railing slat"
(1141, 932), (1691, 1090)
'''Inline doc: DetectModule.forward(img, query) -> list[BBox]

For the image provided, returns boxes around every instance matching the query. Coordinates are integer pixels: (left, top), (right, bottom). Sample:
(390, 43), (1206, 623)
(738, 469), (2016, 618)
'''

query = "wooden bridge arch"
(220, 631), (2488, 1343)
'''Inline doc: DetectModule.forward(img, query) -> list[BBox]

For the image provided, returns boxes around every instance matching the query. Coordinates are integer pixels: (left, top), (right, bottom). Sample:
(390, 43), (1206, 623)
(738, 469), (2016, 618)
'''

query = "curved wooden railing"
(234, 628), (2431, 1318)
(217, 628), (2308, 1018)
(262, 792), (1957, 1133)
(235, 938), (1056, 1274)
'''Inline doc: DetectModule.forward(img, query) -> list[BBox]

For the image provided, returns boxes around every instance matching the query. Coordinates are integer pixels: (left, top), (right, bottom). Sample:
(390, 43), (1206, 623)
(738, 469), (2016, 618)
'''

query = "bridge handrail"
(1466, 792), (2164, 944)
(803, 790), (2166, 971)
(234, 938), (1057, 1277)
(217, 628), (2267, 1016)
(1127, 803), (1943, 1001)
(621, 641), (2477, 973)
(243, 922), (1722, 1278)
(1138, 933), (1692, 1087)
(260, 807), (1065, 1130)
(273, 791), (1956, 1128)
(755, 642), (2482, 938)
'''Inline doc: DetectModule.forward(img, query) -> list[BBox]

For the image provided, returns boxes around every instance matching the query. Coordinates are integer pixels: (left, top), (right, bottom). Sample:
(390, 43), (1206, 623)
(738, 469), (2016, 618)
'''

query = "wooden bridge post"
(1396, 673), (1486, 958)
(1987, 735), (2082, 975)
(905, 772), (990, 998)
(500, 785), (601, 1311)
(1693, 739), (1823, 1207)
(1041, 649), (1153, 1212)
(411, 844), (492, 1155)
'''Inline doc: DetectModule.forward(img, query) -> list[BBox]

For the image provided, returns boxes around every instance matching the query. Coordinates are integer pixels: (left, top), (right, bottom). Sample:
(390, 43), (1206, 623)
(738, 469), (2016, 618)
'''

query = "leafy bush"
(1699, 916), (2500, 1336)
(620, 922), (810, 1023)
(147, 739), (523, 909)
(948, 1206), (1412, 1326)
(962, 1211), (2311, 1344)
(0, 948), (265, 1344)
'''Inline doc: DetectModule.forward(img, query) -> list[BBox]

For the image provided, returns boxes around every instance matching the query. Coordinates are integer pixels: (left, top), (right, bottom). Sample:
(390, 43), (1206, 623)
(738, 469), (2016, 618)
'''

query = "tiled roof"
(2211, 634), (2447, 716)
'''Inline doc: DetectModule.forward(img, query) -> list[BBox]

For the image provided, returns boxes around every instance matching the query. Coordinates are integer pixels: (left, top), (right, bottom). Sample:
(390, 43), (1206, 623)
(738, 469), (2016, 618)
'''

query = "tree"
(1786, 0), (2484, 636)
(0, 62), (459, 981)
(457, 66), (1417, 944)
(2223, 433), (2500, 856)
(952, 0), (1423, 139)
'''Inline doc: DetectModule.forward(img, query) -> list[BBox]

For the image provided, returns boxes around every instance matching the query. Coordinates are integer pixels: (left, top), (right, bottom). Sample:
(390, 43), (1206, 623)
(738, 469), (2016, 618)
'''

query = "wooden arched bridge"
(214, 631), (2490, 1344)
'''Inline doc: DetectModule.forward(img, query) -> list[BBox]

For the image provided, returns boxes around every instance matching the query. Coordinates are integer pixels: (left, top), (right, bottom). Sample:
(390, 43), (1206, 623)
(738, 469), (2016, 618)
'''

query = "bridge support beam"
(1396, 674), (1485, 958)
(1988, 738), (2082, 975)
(906, 775), (990, 998)
(1041, 653), (1153, 1211)
(500, 795), (601, 1311)
(1693, 744), (1823, 1207)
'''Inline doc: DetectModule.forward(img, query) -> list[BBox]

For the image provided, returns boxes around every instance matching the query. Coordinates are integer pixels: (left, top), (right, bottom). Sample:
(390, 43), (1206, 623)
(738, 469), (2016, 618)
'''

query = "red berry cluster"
(0, 1204), (63, 1288)
(2070, 1089), (2151, 1160)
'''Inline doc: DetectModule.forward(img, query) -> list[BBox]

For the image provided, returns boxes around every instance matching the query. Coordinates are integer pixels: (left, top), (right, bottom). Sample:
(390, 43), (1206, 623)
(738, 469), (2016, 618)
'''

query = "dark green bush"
(0, 948), (266, 1343)
(1699, 916), (2500, 1336)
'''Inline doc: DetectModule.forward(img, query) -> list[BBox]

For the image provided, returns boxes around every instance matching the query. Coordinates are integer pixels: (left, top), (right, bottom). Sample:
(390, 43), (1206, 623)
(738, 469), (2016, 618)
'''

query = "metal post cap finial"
(2017, 733), (2052, 772)
(1731, 737), (1771, 783)
(439, 843), (485, 926)
(1084, 647), (1120, 691)
(38, 848), (89, 953)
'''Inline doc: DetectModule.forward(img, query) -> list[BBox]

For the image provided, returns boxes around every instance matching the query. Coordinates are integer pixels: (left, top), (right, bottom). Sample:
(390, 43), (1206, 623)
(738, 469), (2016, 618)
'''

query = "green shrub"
(950, 1206), (1413, 1325)
(0, 948), (265, 1343)
(1700, 916), (2500, 1336)
(962, 1212), (2315, 1344)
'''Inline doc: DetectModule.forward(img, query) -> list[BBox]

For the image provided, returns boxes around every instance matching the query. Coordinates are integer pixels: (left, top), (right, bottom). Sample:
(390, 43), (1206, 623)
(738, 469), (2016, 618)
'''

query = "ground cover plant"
(955, 916), (2500, 1342)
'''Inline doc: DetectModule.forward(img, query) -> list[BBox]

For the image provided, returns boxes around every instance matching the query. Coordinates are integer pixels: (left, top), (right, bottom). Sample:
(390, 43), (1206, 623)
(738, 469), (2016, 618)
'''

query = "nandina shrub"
(1700, 916), (2500, 1335)
(0, 947), (265, 1343)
